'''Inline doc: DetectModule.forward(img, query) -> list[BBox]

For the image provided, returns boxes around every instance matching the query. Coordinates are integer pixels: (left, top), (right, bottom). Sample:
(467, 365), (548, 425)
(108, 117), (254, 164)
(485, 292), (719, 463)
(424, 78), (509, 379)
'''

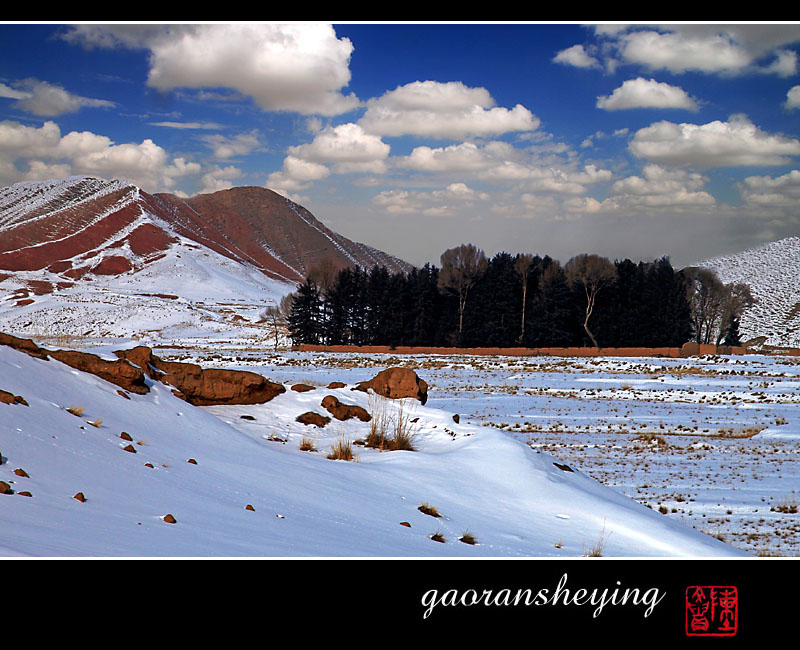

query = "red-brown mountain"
(0, 176), (411, 288)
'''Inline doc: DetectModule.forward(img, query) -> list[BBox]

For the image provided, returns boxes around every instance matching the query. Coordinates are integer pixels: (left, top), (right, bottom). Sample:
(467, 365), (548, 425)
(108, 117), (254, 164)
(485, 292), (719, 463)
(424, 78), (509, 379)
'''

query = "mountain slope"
(698, 237), (800, 348)
(0, 176), (411, 345)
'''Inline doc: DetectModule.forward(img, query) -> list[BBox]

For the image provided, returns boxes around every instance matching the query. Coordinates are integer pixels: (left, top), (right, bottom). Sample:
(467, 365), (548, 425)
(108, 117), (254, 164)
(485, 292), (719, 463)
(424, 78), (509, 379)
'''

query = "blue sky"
(1, 22), (799, 268)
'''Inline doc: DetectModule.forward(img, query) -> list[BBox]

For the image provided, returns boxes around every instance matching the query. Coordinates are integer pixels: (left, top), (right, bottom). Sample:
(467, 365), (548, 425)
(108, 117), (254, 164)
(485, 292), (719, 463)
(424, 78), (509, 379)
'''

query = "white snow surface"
(0, 231), (296, 347)
(0, 344), (747, 557)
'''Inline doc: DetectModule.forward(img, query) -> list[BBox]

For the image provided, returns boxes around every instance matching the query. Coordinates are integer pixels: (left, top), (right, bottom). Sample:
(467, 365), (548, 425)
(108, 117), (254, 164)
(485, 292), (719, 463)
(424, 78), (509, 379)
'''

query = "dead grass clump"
(66, 405), (84, 417)
(771, 499), (798, 514)
(430, 531), (446, 543)
(418, 502), (441, 518)
(712, 425), (766, 438)
(634, 432), (669, 449)
(299, 437), (317, 452)
(327, 438), (355, 461)
(583, 523), (611, 557)
(459, 531), (477, 545)
(87, 418), (103, 428)
(366, 395), (417, 452)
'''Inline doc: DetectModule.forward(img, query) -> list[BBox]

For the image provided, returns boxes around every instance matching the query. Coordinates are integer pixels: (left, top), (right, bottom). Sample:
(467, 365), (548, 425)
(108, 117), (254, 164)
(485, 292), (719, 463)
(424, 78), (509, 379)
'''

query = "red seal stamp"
(685, 586), (738, 636)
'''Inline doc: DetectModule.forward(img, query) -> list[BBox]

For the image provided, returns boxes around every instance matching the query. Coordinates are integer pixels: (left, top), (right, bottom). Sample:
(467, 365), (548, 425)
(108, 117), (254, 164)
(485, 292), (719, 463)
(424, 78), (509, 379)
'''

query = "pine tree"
(288, 278), (322, 345)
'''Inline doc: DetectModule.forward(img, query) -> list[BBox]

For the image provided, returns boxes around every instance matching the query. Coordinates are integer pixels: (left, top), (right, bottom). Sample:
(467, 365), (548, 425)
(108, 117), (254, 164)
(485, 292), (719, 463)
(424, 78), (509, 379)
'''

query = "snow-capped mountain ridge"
(0, 176), (411, 346)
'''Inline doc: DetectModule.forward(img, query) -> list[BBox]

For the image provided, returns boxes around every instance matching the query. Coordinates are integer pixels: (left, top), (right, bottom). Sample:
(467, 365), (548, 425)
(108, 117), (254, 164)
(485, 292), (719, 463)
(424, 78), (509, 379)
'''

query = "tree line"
(283, 244), (754, 349)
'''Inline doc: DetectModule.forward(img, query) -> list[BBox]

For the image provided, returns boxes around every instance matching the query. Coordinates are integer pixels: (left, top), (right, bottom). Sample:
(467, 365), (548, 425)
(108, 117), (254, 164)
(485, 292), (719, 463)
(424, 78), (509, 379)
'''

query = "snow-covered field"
(162, 346), (800, 557)
(2, 336), (798, 557)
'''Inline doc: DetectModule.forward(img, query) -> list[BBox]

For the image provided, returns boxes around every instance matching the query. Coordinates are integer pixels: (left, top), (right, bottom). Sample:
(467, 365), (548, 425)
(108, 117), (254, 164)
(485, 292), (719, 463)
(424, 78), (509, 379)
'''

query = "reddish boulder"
(296, 412), (331, 427)
(321, 395), (371, 422)
(354, 367), (428, 405)
(163, 514), (177, 524)
(327, 381), (346, 389)
(0, 481), (12, 494)
(291, 384), (315, 392)
(0, 332), (50, 359)
(115, 346), (285, 406)
(0, 389), (28, 406)
(50, 349), (149, 395)
(73, 492), (86, 502)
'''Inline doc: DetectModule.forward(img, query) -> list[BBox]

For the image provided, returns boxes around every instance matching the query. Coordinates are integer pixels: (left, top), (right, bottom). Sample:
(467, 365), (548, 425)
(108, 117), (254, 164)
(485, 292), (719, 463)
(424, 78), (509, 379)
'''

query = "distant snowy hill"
(0, 340), (745, 557)
(698, 237), (800, 348)
(0, 176), (410, 346)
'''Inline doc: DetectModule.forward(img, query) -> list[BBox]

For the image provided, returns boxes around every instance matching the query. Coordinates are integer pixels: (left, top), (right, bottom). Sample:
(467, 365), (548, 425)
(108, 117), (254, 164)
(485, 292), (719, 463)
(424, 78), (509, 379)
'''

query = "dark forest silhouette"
(288, 244), (752, 349)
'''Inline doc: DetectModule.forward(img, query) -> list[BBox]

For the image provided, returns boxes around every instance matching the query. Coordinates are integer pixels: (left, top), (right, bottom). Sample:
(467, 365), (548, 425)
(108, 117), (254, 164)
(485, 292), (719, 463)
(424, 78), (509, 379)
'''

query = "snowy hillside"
(0, 231), (295, 347)
(0, 342), (745, 557)
(699, 237), (800, 348)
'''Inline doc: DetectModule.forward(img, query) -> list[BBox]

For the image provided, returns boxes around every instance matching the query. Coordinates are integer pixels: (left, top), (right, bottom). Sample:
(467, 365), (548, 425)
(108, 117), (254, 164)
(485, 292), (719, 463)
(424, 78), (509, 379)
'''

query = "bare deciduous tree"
(684, 267), (755, 346)
(514, 253), (534, 345)
(438, 243), (488, 343)
(565, 253), (616, 348)
(306, 257), (342, 295)
(717, 282), (755, 346)
(684, 267), (725, 344)
(262, 292), (295, 351)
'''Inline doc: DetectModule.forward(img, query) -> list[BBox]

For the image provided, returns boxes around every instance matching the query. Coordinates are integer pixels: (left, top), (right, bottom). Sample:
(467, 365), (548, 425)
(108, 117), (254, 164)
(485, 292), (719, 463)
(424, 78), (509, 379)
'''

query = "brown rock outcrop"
(0, 332), (51, 359)
(114, 346), (285, 406)
(0, 333), (150, 394)
(50, 349), (150, 395)
(0, 334), (285, 408)
(0, 389), (28, 406)
(354, 367), (428, 405)
(291, 384), (315, 392)
(296, 412), (331, 427)
(321, 395), (371, 422)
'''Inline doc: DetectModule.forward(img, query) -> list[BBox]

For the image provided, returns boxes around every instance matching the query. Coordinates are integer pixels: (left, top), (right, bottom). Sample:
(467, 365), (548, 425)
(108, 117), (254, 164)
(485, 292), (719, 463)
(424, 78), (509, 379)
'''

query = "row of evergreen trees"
(288, 247), (705, 349)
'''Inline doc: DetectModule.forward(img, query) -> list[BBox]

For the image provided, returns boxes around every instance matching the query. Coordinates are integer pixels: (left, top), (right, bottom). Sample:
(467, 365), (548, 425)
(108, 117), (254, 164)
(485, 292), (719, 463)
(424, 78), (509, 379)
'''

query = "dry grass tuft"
(366, 395), (417, 452)
(583, 523), (611, 557)
(66, 405), (84, 417)
(459, 531), (477, 545)
(712, 425), (767, 438)
(87, 418), (103, 428)
(634, 432), (669, 449)
(430, 531), (446, 543)
(327, 437), (355, 461)
(771, 499), (798, 514)
(299, 437), (317, 452)
(418, 502), (441, 518)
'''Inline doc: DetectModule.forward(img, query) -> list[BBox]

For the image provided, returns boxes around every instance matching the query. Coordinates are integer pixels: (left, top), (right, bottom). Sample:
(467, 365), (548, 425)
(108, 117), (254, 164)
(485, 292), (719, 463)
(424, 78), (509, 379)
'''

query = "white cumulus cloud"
(553, 44), (601, 69)
(597, 77), (698, 111)
(359, 80), (539, 139)
(64, 23), (360, 116)
(629, 114), (800, 167)
(0, 79), (114, 116)
(786, 85), (800, 110)
(0, 120), (202, 192)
